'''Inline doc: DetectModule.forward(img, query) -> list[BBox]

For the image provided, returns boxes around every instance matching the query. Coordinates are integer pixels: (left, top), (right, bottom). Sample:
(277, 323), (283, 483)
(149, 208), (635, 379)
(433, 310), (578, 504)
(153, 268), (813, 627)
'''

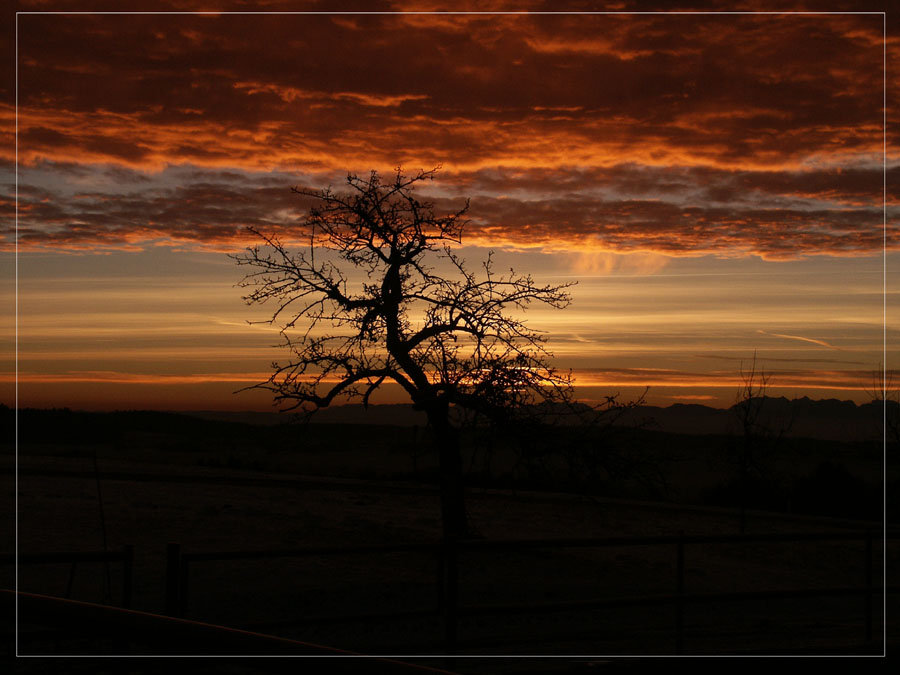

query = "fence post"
(179, 555), (190, 618)
(165, 543), (181, 617)
(675, 532), (685, 655)
(865, 532), (873, 643)
(65, 561), (77, 599)
(441, 537), (459, 657)
(122, 545), (134, 609)
(436, 544), (445, 613)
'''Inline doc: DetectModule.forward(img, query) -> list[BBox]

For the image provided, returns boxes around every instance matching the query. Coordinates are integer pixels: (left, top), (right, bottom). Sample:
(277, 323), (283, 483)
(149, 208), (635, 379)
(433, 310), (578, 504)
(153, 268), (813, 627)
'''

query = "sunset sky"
(2, 3), (897, 411)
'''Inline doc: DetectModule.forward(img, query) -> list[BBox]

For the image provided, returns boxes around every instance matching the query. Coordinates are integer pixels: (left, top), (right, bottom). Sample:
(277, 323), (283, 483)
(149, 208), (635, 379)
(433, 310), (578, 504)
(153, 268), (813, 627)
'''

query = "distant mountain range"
(183, 397), (895, 443)
(620, 397), (887, 443)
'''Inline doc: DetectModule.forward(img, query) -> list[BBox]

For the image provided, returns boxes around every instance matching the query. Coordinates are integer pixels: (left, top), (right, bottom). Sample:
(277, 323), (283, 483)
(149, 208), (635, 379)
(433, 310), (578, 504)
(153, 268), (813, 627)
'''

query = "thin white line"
(18, 655), (884, 659)
(14, 10), (19, 658)
(12, 9), (888, 660)
(12, 10), (889, 14)
(882, 11), (887, 656)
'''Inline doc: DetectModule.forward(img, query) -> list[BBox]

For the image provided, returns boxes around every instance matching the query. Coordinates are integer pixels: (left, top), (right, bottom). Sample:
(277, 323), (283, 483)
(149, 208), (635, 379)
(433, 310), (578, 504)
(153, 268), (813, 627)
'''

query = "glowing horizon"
(3, 7), (896, 412)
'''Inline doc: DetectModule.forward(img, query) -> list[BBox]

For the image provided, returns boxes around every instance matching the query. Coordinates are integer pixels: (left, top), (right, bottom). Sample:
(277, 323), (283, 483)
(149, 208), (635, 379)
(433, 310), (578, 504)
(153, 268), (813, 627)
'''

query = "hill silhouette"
(178, 397), (890, 444)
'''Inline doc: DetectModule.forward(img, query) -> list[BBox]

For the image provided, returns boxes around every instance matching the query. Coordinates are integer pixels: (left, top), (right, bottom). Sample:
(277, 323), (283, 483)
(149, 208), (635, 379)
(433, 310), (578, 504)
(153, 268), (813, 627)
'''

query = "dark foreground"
(3, 407), (897, 670)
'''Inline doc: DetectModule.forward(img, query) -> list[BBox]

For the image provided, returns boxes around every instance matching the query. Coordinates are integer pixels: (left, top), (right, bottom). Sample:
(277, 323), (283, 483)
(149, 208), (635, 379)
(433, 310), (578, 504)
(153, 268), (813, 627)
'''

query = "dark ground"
(3, 406), (897, 670)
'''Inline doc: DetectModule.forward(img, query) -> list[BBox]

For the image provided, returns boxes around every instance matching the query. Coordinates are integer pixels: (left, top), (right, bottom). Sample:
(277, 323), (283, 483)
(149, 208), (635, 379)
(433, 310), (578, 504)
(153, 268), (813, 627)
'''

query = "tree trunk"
(427, 404), (468, 540)
(426, 402), (465, 658)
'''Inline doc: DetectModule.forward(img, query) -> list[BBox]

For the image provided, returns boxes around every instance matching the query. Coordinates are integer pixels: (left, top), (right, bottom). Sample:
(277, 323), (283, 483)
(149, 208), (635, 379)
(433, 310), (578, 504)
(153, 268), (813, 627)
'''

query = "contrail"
(757, 330), (839, 349)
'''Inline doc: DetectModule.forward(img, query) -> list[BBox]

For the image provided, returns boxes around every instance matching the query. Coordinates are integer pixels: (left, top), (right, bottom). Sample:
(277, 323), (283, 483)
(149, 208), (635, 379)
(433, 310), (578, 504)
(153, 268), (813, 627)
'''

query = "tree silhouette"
(731, 352), (791, 531)
(232, 167), (575, 539)
(868, 365), (899, 449)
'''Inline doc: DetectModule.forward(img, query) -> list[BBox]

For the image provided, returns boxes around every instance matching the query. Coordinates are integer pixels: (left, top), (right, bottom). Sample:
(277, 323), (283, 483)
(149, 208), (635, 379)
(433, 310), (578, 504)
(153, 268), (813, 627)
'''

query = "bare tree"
(731, 352), (791, 531)
(232, 167), (575, 540)
(735, 352), (773, 450)
(869, 365), (899, 448)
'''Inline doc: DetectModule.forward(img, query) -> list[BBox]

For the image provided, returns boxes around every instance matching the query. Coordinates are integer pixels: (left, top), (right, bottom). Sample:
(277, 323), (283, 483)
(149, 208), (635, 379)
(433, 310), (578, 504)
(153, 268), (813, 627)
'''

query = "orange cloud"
(6, 371), (271, 385)
(569, 367), (874, 392)
(6, 162), (895, 259)
(8, 12), (892, 171)
(4, 11), (895, 259)
(5, 366), (874, 394)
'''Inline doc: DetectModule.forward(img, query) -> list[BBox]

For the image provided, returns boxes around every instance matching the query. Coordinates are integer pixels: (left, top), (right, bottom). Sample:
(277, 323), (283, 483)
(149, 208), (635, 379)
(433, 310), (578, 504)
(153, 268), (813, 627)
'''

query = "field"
(2, 409), (897, 669)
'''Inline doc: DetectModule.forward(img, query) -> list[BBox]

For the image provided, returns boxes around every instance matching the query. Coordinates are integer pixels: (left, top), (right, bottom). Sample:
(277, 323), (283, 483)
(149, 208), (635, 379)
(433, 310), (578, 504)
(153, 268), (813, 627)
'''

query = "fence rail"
(6, 589), (457, 671)
(5, 531), (894, 654)
(455, 530), (891, 548)
(182, 541), (440, 562)
(1, 546), (133, 609)
(166, 529), (896, 655)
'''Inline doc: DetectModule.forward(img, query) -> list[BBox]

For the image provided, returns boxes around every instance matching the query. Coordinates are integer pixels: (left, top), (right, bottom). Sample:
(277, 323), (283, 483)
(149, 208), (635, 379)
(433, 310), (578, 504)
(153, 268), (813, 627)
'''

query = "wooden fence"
(4, 532), (894, 654)
(1, 546), (133, 609)
(165, 530), (896, 654)
(5, 589), (459, 670)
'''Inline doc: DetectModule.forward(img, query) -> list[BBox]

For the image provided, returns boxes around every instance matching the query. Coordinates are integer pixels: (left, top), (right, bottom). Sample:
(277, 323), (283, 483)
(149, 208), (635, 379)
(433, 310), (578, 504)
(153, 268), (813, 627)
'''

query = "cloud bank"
(3, 8), (895, 259)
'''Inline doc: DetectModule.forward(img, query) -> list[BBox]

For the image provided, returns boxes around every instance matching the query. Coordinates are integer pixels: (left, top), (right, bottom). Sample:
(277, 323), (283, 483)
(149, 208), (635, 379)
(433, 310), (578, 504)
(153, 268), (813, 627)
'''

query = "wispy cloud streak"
(757, 330), (841, 350)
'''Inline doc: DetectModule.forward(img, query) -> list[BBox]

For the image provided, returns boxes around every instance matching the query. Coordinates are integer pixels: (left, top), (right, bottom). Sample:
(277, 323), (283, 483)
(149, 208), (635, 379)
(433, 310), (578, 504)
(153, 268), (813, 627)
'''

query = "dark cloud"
(448, 164), (890, 206)
(7, 12), (891, 169)
(3, 9), (895, 258)
(6, 165), (894, 259)
(464, 194), (887, 259)
(11, 180), (302, 251)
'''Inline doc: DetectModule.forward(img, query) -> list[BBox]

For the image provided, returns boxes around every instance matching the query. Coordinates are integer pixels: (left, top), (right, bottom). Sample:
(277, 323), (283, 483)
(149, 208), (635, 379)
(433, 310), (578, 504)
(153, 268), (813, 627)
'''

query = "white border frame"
(13, 8), (890, 661)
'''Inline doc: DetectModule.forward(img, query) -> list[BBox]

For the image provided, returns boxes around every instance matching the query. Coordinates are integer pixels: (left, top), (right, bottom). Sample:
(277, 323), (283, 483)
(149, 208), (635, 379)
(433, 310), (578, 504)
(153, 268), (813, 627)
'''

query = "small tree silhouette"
(731, 352), (791, 531)
(232, 167), (576, 539)
(868, 365), (899, 449)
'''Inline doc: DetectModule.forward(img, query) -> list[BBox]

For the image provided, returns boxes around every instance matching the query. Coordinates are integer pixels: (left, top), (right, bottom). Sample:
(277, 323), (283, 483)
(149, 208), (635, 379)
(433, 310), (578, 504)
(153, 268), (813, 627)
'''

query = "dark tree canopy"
(233, 167), (575, 421)
(233, 167), (583, 538)
(233, 167), (587, 538)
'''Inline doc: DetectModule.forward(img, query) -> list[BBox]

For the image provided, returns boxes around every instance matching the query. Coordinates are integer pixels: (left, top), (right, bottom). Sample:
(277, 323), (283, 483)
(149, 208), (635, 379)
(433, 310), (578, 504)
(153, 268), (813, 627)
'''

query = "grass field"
(4, 415), (896, 661)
